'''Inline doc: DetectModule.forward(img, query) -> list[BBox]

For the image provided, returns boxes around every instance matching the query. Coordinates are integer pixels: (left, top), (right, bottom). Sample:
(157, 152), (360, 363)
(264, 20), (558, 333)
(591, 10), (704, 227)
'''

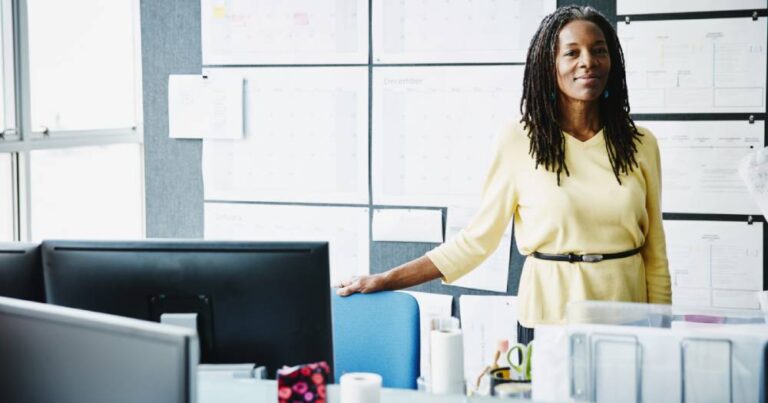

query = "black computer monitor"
(0, 242), (45, 302)
(41, 240), (333, 377)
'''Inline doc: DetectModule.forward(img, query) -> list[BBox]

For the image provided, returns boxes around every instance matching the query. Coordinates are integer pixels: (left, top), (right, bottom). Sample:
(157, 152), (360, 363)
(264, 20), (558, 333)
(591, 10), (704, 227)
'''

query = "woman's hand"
(334, 255), (443, 297)
(335, 274), (386, 296)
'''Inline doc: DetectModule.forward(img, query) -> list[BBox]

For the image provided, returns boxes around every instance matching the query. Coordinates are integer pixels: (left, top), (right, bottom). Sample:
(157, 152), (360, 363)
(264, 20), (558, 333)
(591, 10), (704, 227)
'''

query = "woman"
(336, 6), (671, 343)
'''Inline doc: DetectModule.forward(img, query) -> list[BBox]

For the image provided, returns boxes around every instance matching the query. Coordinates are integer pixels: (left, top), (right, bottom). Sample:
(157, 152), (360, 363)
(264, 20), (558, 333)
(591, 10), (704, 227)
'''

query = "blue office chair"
(331, 291), (420, 389)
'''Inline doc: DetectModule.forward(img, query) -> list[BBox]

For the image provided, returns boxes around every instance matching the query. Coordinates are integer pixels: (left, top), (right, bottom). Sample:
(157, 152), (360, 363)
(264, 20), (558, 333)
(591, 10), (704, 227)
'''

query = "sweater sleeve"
(639, 129), (672, 304)
(425, 126), (518, 283)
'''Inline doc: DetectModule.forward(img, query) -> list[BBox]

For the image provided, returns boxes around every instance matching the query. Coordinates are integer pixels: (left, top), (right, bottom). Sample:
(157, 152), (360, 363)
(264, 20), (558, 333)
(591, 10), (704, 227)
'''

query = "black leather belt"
(531, 246), (643, 263)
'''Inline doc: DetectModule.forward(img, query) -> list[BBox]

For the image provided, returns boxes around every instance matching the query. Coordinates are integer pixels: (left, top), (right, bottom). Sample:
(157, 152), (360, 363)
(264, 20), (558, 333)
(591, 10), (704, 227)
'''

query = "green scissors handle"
(506, 342), (533, 381)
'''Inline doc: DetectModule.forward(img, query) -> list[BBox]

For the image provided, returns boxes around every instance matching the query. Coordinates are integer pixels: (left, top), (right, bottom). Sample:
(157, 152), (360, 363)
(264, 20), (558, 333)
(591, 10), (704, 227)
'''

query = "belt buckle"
(582, 254), (603, 263)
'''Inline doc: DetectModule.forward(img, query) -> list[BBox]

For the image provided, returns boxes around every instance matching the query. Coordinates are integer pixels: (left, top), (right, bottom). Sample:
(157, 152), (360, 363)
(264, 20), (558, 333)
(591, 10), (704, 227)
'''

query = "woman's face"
(555, 20), (611, 103)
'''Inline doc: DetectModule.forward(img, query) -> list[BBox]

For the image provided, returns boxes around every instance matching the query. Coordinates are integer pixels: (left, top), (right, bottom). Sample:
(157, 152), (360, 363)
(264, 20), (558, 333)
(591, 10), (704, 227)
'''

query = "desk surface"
(198, 373), (532, 403)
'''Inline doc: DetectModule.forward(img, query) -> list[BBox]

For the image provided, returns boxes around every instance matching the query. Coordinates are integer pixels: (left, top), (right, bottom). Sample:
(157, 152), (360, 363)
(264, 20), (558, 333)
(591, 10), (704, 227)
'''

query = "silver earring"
(603, 90), (609, 99)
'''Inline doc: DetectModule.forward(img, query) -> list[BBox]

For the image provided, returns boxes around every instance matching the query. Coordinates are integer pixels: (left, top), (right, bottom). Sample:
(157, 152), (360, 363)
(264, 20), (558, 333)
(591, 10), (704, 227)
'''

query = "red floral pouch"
(277, 361), (330, 403)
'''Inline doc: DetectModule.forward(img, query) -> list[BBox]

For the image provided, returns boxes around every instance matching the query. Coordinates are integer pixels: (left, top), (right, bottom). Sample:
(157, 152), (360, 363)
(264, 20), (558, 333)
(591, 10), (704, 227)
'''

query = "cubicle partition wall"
(0, 242), (44, 302)
(0, 296), (198, 403)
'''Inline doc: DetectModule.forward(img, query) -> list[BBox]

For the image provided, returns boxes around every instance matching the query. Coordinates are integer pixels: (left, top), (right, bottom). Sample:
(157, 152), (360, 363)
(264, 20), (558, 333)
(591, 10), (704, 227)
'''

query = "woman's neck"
(558, 97), (602, 141)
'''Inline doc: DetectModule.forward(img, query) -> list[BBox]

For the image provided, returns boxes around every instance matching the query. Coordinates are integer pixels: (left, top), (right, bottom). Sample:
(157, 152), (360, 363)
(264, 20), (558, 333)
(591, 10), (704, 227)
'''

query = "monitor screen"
(42, 240), (333, 377)
(0, 242), (44, 302)
(0, 296), (197, 403)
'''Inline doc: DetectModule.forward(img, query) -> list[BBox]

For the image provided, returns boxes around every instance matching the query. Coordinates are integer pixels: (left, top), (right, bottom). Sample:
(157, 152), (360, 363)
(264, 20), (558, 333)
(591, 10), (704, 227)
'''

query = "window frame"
(0, 0), (145, 241)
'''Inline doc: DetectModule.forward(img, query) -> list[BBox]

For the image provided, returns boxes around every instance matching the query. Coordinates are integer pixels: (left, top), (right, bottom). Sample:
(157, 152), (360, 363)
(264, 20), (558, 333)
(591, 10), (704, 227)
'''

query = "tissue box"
(277, 361), (330, 403)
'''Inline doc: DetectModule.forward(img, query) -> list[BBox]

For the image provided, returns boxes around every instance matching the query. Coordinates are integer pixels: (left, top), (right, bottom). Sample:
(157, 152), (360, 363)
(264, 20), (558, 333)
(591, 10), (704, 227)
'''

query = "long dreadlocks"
(520, 5), (641, 185)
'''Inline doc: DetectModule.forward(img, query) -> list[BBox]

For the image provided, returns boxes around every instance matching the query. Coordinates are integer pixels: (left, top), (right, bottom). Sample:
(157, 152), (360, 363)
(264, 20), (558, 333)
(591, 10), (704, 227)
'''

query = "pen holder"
(489, 367), (531, 398)
(277, 361), (330, 403)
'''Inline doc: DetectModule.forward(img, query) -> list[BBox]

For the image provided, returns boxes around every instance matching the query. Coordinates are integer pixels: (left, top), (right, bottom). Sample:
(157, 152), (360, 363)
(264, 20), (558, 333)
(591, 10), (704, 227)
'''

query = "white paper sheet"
(637, 120), (764, 214)
(168, 74), (243, 139)
(372, 66), (524, 207)
(530, 325), (570, 402)
(443, 205), (511, 293)
(204, 202), (370, 284)
(712, 289), (764, 309)
(372, 208), (443, 243)
(372, 0), (555, 63)
(202, 67), (369, 204)
(399, 291), (453, 380)
(739, 145), (768, 219)
(618, 0), (767, 15)
(619, 18), (767, 113)
(665, 220), (763, 309)
(682, 338), (732, 403)
(459, 295), (518, 395)
(201, 0), (369, 65)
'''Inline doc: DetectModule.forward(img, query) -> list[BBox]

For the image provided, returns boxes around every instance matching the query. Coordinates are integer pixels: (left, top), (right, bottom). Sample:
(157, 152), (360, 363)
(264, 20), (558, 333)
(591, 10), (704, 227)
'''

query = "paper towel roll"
(430, 328), (465, 395)
(340, 372), (382, 403)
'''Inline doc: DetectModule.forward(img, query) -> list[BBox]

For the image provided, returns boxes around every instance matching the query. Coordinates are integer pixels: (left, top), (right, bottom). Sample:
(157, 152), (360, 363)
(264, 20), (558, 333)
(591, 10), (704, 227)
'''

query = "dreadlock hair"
(520, 5), (641, 185)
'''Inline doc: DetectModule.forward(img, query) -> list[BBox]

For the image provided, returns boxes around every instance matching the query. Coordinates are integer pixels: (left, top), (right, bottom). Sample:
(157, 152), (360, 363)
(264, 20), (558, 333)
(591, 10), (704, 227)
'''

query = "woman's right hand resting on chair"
(335, 255), (443, 296)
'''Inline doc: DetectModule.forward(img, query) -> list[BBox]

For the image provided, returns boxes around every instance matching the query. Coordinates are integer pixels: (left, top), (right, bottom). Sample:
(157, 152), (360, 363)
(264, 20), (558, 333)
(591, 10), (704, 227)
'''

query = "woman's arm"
(335, 255), (442, 296)
(640, 129), (672, 304)
(336, 124), (520, 297)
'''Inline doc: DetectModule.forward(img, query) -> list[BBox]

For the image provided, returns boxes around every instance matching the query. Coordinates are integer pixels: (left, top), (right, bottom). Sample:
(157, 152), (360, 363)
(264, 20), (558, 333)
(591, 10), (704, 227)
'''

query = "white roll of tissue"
(340, 372), (382, 403)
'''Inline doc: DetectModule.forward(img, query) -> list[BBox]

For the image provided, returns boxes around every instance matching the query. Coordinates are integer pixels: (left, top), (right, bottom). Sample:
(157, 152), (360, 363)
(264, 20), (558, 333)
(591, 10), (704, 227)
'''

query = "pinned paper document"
(665, 220), (763, 310)
(168, 74), (244, 139)
(372, 208), (443, 243)
(444, 205), (511, 292)
(739, 146), (768, 219)
(642, 120), (763, 215)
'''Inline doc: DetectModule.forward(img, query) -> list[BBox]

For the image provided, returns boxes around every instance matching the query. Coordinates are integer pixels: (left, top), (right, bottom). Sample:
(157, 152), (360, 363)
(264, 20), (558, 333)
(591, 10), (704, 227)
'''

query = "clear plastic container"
(531, 301), (768, 402)
(566, 300), (767, 328)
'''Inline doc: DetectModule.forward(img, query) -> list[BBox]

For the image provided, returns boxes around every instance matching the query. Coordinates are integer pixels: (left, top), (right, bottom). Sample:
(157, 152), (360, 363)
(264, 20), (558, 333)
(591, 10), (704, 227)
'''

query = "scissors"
(506, 342), (533, 381)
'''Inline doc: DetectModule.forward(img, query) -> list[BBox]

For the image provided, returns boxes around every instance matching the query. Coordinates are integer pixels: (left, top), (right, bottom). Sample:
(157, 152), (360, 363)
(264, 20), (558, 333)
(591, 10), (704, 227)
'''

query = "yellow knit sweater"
(426, 121), (672, 327)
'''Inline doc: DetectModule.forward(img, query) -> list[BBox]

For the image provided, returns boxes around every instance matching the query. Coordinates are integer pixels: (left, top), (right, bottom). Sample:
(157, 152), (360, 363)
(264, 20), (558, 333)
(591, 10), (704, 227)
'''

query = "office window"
(0, 0), (144, 242)
(0, 16), (4, 132)
(0, 153), (12, 241)
(0, 3), (7, 132)
(28, 0), (137, 131)
(30, 143), (143, 241)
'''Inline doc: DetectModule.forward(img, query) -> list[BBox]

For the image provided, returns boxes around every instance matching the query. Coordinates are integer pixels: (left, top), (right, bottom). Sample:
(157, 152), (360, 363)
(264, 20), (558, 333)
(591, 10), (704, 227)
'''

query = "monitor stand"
(150, 294), (215, 360)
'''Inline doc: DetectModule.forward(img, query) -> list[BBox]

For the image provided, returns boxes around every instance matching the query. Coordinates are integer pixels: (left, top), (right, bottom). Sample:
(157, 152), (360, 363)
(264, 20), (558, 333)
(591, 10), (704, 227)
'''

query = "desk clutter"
(487, 342), (532, 398)
(533, 301), (768, 402)
(411, 299), (768, 401)
(3, 241), (768, 401)
(419, 312), (533, 398)
(470, 339), (532, 398)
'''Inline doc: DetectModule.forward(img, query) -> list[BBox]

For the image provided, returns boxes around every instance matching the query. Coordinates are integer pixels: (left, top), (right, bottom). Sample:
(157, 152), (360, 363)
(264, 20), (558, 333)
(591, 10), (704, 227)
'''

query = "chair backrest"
(0, 243), (44, 302)
(331, 291), (420, 389)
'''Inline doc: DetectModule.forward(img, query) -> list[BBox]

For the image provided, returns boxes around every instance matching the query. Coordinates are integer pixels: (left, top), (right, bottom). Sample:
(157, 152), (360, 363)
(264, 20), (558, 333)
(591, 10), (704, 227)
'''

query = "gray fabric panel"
(141, 0), (204, 238)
